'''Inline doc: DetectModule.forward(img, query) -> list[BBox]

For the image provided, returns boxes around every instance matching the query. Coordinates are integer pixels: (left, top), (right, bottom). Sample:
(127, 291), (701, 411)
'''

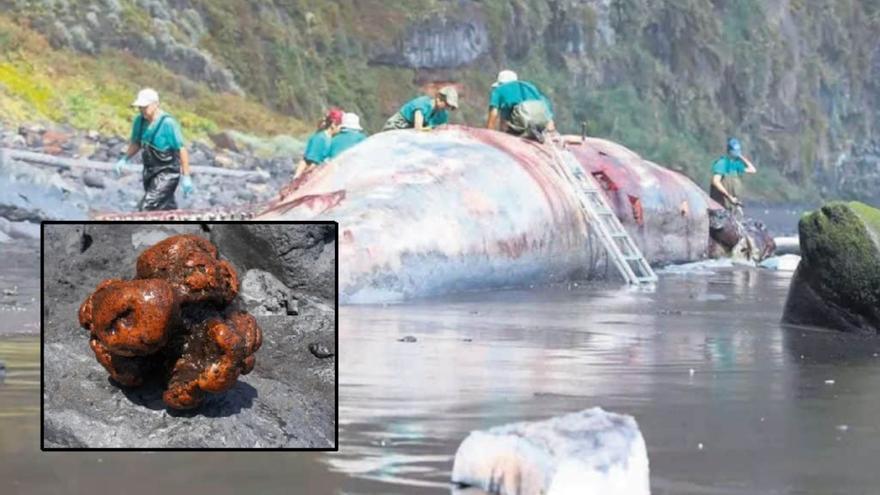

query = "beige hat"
(492, 70), (518, 87)
(438, 86), (459, 109)
(341, 112), (363, 131)
(132, 88), (159, 107)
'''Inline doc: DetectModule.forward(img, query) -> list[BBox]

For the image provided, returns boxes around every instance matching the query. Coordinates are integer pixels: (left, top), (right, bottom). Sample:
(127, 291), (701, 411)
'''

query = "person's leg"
(506, 104), (528, 135)
(140, 171), (179, 211)
(511, 101), (551, 143)
(382, 113), (411, 131)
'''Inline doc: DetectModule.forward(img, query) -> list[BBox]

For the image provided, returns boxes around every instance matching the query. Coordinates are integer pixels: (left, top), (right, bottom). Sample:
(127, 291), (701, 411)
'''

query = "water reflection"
(2, 266), (880, 494)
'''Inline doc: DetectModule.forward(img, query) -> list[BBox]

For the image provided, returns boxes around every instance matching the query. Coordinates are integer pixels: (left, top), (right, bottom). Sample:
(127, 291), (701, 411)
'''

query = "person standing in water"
(709, 138), (757, 216)
(115, 88), (193, 211)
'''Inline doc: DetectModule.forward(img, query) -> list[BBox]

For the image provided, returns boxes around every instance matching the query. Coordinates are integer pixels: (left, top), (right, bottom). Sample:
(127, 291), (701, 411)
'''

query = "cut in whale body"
(255, 126), (714, 303)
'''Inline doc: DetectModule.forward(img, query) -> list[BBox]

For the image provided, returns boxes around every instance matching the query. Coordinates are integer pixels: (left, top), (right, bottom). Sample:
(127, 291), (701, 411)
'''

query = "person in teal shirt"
(383, 86), (459, 131)
(709, 138), (757, 214)
(294, 108), (343, 179)
(485, 70), (555, 143)
(328, 113), (367, 159)
(114, 88), (193, 211)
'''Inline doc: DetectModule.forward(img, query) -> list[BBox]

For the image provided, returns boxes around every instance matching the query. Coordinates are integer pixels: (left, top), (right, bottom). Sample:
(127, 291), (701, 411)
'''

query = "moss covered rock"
(783, 202), (880, 334)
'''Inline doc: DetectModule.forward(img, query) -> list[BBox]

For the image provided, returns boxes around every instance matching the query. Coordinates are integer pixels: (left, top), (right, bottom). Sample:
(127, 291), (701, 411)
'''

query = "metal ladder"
(545, 139), (658, 285)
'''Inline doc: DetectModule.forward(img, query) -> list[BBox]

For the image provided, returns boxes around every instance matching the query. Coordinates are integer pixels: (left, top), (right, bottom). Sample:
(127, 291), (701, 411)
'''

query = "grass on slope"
(0, 16), (309, 141)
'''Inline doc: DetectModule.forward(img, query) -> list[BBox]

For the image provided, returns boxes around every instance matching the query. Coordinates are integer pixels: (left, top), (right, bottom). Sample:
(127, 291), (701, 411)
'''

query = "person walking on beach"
(115, 88), (193, 211)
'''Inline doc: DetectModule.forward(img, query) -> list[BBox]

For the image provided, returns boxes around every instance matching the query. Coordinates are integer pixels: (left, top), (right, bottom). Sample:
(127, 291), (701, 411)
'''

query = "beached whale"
(98, 126), (771, 303)
(258, 127), (716, 303)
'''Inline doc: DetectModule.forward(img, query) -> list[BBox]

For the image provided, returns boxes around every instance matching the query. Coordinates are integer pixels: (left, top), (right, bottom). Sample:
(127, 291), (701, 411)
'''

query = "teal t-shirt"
(130, 111), (184, 151)
(711, 156), (746, 177)
(488, 81), (554, 121)
(399, 95), (448, 128)
(328, 129), (367, 159)
(304, 130), (333, 165)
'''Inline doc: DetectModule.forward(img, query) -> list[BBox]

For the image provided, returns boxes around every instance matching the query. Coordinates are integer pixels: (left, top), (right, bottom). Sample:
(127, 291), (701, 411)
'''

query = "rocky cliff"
(2, 0), (879, 203)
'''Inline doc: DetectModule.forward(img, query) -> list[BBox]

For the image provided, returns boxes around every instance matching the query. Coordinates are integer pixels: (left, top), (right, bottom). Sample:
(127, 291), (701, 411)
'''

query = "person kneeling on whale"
(382, 86), (459, 132)
(485, 70), (556, 143)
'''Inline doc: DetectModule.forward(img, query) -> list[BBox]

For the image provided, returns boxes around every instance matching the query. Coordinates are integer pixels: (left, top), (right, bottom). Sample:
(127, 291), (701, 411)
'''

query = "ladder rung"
(548, 142), (657, 285)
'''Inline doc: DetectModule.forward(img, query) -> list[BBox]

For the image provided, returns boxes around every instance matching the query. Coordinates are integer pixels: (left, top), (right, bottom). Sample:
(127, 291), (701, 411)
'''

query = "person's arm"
(179, 148), (191, 176)
(413, 110), (425, 130)
(123, 142), (140, 159)
(486, 107), (499, 130)
(712, 174), (738, 204)
(294, 159), (309, 179)
(742, 156), (757, 174)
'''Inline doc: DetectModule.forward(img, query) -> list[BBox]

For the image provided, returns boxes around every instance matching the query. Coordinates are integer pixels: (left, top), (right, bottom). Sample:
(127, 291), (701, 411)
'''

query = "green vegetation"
(799, 202), (880, 314)
(0, 16), (308, 142)
(0, 0), (877, 201)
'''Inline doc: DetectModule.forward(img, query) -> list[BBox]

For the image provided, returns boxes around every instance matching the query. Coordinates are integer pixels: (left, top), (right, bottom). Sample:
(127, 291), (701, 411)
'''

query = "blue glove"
(114, 156), (128, 176)
(181, 175), (194, 197)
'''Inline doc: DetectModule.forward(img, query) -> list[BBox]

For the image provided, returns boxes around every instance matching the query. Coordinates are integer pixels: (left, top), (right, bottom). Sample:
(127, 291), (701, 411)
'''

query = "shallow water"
(3, 205), (880, 494)
(3, 266), (880, 494)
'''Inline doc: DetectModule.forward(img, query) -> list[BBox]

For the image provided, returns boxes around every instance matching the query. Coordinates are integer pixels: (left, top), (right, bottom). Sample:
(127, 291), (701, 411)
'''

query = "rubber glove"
(181, 175), (194, 197)
(114, 156), (128, 176)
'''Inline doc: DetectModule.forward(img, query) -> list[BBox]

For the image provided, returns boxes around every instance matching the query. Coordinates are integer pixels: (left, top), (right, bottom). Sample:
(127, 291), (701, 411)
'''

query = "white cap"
(131, 88), (159, 107)
(492, 70), (518, 87)
(340, 112), (363, 131)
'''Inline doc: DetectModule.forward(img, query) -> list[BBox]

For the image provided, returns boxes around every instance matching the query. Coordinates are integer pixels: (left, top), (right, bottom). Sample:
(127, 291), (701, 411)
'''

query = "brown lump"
(79, 234), (261, 409)
(136, 234), (239, 305)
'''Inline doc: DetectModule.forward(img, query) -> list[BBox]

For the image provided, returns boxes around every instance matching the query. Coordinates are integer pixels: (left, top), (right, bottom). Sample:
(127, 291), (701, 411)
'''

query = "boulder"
(209, 224), (336, 300)
(451, 408), (650, 495)
(82, 171), (105, 189)
(209, 130), (240, 152)
(782, 202), (880, 334)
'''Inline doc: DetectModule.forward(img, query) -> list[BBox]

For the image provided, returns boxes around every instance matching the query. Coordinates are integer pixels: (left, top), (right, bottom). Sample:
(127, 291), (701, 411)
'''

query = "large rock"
(782, 202), (880, 334)
(451, 408), (650, 495)
(209, 224), (336, 300)
(370, 2), (489, 69)
(42, 224), (336, 448)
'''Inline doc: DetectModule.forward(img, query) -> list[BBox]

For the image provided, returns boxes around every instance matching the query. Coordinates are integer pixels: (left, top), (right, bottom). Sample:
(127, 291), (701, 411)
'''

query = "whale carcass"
(258, 126), (714, 303)
(98, 126), (745, 303)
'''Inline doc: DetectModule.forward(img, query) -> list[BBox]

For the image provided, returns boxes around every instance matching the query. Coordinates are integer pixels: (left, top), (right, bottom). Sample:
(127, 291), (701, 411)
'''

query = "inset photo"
(40, 222), (337, 450)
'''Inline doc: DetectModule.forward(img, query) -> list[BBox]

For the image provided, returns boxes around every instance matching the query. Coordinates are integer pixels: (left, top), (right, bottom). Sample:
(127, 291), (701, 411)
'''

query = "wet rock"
(239, 269), (295, 316)
(0, 218), (40, 240)
(452, 408), (650, 495)
(210, 225), (336, 300)
(82, 172), (105, 189)
(783, 202), (880, 334)
(308, 342), (334, 359)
